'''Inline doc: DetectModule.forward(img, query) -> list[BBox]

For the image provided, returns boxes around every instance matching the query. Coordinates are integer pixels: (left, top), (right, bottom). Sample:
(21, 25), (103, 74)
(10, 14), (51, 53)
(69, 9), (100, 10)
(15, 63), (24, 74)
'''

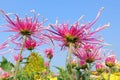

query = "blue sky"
(0, 0), (120, 72)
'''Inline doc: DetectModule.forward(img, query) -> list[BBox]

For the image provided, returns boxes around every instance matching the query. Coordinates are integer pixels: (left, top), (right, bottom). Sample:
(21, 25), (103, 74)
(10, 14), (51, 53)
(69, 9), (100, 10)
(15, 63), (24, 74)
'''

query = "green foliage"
(75, 67), (82, 80)
(110, 66), (118, 73)
(55, 66), (73, 80)
(0, 57), (14, 71)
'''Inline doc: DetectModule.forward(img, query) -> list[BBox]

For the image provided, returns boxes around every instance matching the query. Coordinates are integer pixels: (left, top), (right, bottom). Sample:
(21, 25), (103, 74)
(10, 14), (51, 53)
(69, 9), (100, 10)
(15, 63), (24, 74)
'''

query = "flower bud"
(105, 55), (116, 68)
(25, 38), (36, 50)
(79, 60), (87, 69)
(14, 53), (23, 61)
(96, 62), (105, 73)
(0, 72), (10, 79)
(71, 59), (77, 68)
(44, 48), (53, 59)
(44, 62), (49, 68)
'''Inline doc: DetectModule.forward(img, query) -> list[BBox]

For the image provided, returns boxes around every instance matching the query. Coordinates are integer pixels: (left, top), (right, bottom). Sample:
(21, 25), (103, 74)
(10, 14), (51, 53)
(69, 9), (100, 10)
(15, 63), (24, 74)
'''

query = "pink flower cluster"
(0, 7), (117, 80)
(95, 54), (116, 73)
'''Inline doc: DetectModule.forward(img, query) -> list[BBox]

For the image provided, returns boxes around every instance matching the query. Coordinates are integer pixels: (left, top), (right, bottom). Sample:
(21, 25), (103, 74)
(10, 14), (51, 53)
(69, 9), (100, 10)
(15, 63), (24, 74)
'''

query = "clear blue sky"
(0, 0), (120, 72)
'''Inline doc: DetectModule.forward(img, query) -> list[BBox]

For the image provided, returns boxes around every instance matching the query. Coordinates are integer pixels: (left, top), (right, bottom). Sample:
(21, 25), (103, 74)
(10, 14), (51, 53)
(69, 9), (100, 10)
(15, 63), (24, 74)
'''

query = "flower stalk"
(100, 73), (104, 80)
(108, 68), (111, 80)
(66, 43), (73, 74)
(88, 63), (92, 80)
(14, 36), (27, 80)
(76, 67), (81, 80)
(47, 58), (51, 74)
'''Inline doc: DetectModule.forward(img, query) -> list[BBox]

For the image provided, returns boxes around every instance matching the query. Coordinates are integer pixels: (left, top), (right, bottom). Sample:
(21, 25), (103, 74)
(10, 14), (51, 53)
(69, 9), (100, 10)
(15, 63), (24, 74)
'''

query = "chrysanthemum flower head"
(74, 44), (102, 63)
(0, 68), (11, 79)
(47, 7), (109, 49)
(0, 10), (48, 51)
(0, 10), (43, 37)
(44, 61), (50, 68)
(79, 60), (87, 69)
(105, 54), (116, 68)
(14, 53), (23, 61)
(0, 72), (10, 79)
(95, 62), (105, 73)
(71, 59), (77, 68)
(25, 38), (37, 50)
(44, 48), (53, 59)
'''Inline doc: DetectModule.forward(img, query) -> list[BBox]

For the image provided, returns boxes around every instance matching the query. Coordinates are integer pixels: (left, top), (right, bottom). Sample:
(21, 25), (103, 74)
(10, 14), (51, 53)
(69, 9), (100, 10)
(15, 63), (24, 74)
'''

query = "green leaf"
(57, 77), (63, 80)
(2, 56), (7, 63)
(0, 56), (14, 71)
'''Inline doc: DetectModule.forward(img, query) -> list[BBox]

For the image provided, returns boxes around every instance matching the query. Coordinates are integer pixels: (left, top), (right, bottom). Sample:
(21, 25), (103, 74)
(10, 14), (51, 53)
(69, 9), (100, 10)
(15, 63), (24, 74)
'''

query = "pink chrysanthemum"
(47, 7), (109, 49)
(14, 53), (23, 61)
(44, 48), (53, 59)
(74, 44), (102, 63)
(0, 68), (11, 79)
(79, 60), (87, 69)
(71, 59), (77, 67)
(105, 55), (116, 68)
(95, 62), (105, 73)
(44, 61), (50, 68)
(0, 72), (10, 79)
(24, 38), (41, 51)
(0, 10), (47, 50)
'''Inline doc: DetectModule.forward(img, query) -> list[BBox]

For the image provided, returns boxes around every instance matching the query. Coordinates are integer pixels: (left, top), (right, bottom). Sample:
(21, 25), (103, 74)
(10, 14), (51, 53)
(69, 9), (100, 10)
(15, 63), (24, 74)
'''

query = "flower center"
(86, 49), (93, 52)
(86, 58), (94, 63)
(106, 62), (115, 68)
(65, 34), (78, 43)
(20, 30), (31, 36)
(27, 47), (34, 50)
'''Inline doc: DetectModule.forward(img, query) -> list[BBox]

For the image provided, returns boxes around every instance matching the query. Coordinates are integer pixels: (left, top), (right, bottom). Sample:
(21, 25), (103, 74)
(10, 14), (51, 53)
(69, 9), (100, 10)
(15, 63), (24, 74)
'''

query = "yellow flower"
(50, 77), (57, 80)
(116, 63), (120, 69)
(102, 72), (120, 80)
(91, 71), (98, 75)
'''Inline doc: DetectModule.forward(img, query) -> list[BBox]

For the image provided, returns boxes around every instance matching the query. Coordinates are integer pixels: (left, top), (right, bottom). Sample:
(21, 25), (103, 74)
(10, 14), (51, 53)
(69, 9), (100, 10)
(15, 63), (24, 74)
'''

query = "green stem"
(66, 43), (73, 74)
(30, 50), (33, 53)
(48, 58), (51, 72)
(100, 73), (104, 80)
(76, 68), (81, 80)
(87, 63), (92, 80)
(45, 59), (51, 79)
(20, 36), (27, 55)
(14, 36), (27, 80)
(108, 68), (111, 80)
(82, 69), (87, 80)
